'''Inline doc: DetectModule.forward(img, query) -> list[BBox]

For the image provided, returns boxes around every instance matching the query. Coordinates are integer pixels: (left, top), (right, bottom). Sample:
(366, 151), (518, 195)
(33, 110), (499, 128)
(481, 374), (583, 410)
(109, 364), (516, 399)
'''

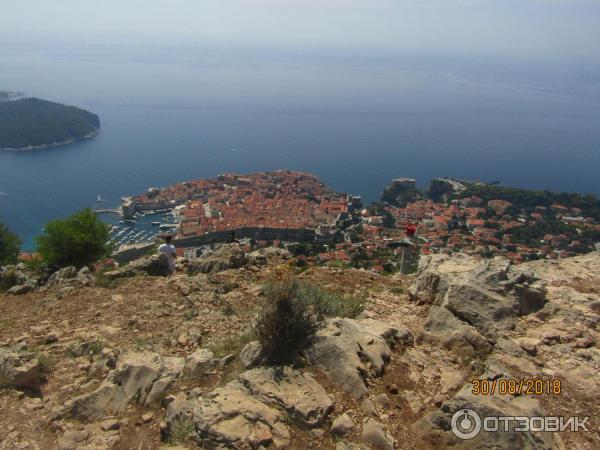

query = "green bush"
(166, 416), (195, 445)
(0, 223), (21, 266)
(295, 282), (368, 319)
(36, 208), (111, 268)
(255, 280), (368, 364)
(255, 281), (324, 364)
(0, 268), (18, 291)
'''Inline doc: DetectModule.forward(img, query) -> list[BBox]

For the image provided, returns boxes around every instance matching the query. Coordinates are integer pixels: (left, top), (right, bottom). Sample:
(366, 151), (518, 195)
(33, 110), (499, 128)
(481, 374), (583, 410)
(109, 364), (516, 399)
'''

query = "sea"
(1, 39), (600, 250)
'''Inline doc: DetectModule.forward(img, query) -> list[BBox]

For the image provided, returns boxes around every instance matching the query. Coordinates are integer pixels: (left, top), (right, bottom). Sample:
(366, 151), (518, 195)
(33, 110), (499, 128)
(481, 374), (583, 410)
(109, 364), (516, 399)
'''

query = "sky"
(2, 0), (600, 66)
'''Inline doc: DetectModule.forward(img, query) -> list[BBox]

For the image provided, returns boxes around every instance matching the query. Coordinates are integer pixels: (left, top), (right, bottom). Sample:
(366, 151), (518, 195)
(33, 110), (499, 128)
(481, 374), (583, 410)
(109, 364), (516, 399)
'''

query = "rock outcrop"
(165, 380), (291, 448)
(415, 363), (557, 449)
(1, 264), (40, 294)
(188, 243), (246, 274)
(239, 366), (334, 428)
(246, 246), (291, 266)
(0, 347), (42, 392)
(409, 252), (600, 450)
(361, 418), (396, 450)
(411, 254), (547, 344)
(164, 366), (334, 447)
(44, 266), (95, 289)
(332, 413), (354, 436)
(2, 246), (598, 450)
(184, 348), (217, 374)
(303, 317), (412, 399)
(240, 341), (264, 369)
(104, 254), (172, 279)
(64, 352), (184, 421)
(416, 305), (492, 358)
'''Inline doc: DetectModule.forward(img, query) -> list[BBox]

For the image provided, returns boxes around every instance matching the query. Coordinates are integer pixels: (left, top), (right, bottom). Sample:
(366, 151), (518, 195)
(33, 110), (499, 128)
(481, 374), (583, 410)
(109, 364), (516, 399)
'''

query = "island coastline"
(0, 127), (100, 152)
(0, 96), (101, 151)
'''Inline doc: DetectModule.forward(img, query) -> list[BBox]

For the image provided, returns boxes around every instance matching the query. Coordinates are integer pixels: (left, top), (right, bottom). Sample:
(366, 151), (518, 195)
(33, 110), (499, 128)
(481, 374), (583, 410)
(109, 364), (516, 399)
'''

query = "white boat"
(97, 194), (102, 203)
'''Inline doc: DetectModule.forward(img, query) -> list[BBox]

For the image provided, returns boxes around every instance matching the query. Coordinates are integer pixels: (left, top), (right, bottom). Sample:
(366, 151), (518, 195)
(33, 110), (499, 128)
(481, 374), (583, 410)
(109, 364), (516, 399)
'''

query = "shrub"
(0, 268), (18, 291)
(0, 223), (21, 266)
(255, 280), (324, 364)
(305, 284), (369, 319)
(255, 280), (369, 364)
(36, 353), (52, 376)
(166, 416), (195, 445)
(36, 208), (111, 268)
(209, 332), (253, 358)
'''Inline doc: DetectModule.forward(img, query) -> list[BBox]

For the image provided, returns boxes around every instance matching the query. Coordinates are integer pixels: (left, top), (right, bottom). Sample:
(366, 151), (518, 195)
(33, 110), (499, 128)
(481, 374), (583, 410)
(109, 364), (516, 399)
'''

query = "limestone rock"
(188, 243), (246, 274)
(45, 266), (95, 289)
(410, 253), (547, 344)
(247, 246), (291, 266)
(184, 348), (215, 374)
(128, 254), (172, 276)
(409, 253), (479, 306)
(56, 429), (91, 450)
(64, 352), (184, 421)
(444, 283), (518, 340)
(373, 393), (392, 410)
(361, 418), (395, 450)
(240, 341), (264, 369)
(415, 366), (557, 449)
(0, 347), (42, 392)
(165, 380), (290, 448)
(304, 318), (410, 399)
(100, 418), (121, 431)
(6, 283), (35, 295)
(331, 413), (354, 436)
(239, 366), (334, 428)
(416, 306), (492, 359)
(1, 265), (39, 293)
(104, 254), (171, 279)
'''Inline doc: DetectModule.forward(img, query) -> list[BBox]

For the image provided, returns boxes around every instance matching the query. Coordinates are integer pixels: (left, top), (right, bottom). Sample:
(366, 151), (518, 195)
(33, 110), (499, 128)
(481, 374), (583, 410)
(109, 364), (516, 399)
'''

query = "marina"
(99, 207), (179, 250)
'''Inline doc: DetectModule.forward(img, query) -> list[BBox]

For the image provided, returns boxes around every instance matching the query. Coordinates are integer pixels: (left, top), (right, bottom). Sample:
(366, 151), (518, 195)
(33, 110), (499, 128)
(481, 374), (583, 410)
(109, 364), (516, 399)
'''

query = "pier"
(94, 208), (122, 216)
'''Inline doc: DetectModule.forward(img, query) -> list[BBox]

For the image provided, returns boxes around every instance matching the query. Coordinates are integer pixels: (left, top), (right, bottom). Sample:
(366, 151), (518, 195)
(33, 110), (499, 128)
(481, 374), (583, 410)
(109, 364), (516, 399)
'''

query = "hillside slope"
(0, 248), (598, 449)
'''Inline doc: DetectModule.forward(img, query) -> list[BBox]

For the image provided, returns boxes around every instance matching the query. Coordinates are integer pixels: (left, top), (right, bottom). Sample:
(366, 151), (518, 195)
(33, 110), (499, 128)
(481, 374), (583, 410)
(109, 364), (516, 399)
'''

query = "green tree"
(382, 210), (396, 228)
(36, 208), (111, 268)
(367, 202), (386, 215)
(0, 223), (21, 265)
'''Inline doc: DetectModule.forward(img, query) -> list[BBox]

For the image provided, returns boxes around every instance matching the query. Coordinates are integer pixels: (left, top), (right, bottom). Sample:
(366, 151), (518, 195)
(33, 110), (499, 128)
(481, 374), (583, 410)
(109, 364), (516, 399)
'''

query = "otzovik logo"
(450, 409), (590, 439)
(451, 409), (481, 440)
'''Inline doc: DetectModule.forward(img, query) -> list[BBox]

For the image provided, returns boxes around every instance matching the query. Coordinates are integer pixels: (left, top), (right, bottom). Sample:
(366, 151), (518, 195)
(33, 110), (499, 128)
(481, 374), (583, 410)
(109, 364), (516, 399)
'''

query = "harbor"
(97, 206), (180, 250)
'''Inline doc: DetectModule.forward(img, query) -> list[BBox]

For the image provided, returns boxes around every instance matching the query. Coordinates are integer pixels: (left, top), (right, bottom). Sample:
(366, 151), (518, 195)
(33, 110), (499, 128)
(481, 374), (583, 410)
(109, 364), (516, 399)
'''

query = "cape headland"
(0, 97), (100, 151)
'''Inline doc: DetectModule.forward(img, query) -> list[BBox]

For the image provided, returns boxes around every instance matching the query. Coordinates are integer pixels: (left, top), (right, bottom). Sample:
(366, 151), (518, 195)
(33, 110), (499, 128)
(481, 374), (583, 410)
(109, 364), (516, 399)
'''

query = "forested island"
(0, 97), (100, 150)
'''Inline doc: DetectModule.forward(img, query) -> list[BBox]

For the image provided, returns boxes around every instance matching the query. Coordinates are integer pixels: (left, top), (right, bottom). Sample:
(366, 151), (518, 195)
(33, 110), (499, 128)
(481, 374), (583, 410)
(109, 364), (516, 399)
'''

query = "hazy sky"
(2, 0), (600, 65)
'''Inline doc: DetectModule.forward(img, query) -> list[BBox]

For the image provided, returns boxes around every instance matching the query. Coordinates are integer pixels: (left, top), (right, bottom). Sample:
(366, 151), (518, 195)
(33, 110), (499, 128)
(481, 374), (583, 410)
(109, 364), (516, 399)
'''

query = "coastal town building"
(119, 171), (600, 268)
(123, 170), (350, 241)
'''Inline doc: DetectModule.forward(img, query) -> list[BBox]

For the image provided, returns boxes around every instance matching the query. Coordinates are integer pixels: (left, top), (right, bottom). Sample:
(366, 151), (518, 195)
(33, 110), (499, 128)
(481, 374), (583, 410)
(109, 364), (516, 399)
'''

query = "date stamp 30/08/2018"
(471, 378), (562, 396)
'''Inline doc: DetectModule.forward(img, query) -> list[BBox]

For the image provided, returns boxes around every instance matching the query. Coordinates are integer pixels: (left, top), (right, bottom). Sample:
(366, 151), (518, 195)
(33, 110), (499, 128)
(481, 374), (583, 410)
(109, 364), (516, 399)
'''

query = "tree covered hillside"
(0, 97), (100, 149)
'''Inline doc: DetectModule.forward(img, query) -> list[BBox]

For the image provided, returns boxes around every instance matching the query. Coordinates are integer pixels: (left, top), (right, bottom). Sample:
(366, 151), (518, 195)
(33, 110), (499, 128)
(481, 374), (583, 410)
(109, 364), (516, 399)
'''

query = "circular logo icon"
(451, 409), (481, 440)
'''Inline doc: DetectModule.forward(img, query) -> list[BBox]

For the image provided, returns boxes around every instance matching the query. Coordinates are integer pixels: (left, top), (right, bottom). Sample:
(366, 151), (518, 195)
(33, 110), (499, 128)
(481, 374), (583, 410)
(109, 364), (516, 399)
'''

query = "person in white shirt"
(158, 235), (177, 273)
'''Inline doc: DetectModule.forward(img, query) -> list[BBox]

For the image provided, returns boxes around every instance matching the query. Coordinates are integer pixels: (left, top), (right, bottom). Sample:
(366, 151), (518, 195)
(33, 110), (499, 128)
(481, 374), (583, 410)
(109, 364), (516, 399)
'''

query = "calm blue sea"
(1, 40), (600, 250)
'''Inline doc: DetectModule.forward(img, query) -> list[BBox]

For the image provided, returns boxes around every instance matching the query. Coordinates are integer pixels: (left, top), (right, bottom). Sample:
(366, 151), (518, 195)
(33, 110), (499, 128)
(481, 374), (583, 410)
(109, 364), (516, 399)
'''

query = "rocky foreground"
(1, 245), (599, 449)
